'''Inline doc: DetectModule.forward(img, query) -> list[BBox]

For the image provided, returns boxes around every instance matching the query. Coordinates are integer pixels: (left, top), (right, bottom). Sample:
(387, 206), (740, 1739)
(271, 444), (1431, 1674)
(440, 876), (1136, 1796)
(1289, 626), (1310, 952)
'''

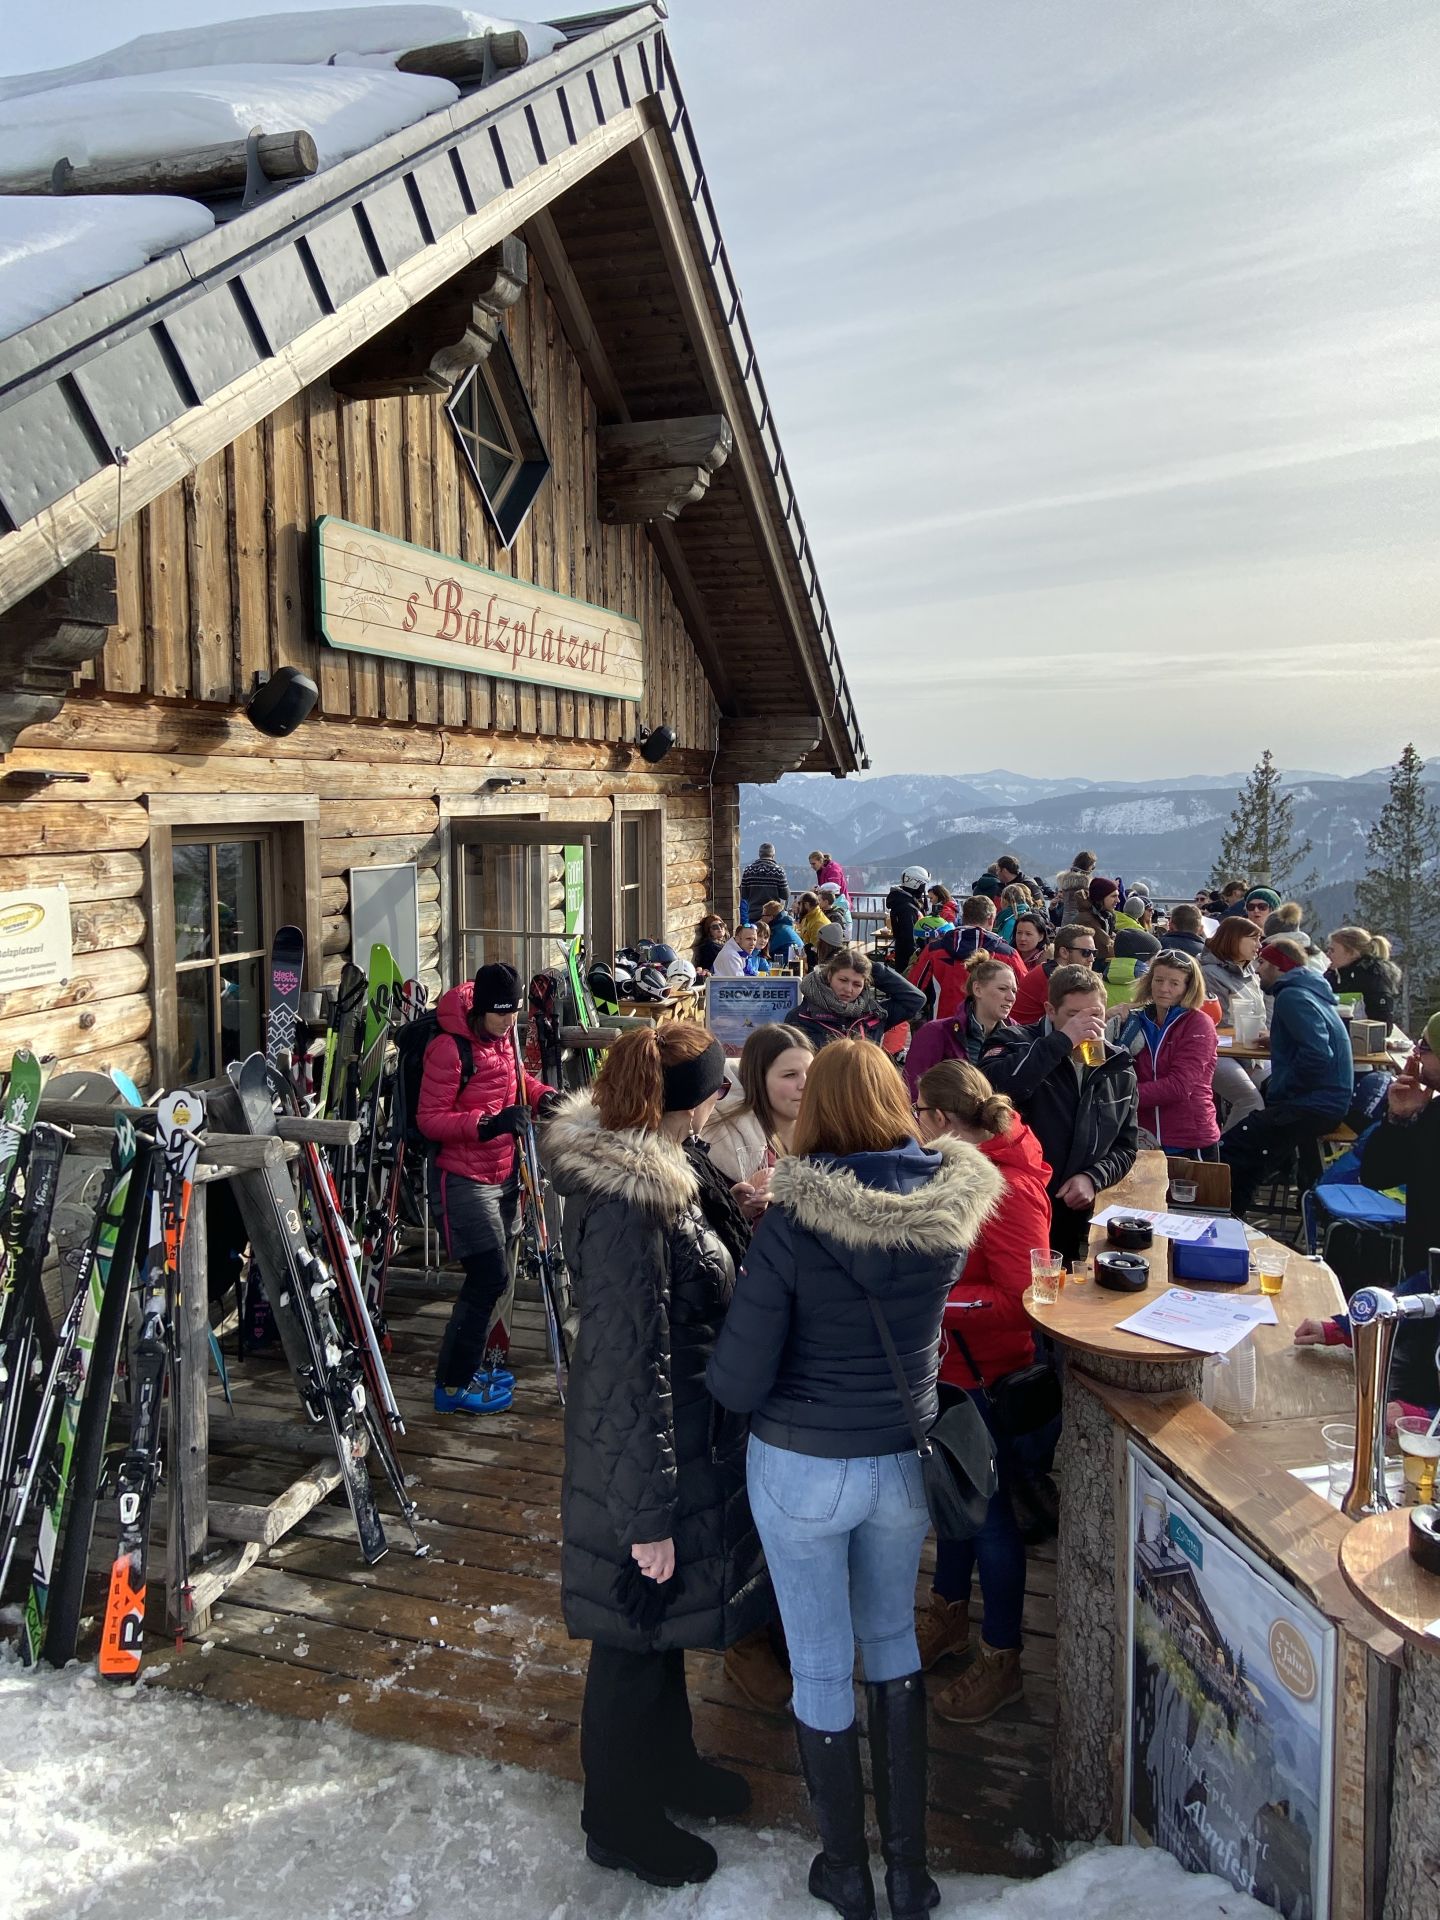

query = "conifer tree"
(1210, 750), (1314, 894)
(1356, 745), (1440, 1029)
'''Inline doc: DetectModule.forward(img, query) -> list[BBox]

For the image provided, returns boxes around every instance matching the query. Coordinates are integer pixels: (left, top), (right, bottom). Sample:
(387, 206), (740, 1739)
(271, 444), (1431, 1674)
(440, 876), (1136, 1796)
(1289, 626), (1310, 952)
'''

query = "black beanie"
(472, 962), (524, 1014)
(661, 1036), (728, 1113)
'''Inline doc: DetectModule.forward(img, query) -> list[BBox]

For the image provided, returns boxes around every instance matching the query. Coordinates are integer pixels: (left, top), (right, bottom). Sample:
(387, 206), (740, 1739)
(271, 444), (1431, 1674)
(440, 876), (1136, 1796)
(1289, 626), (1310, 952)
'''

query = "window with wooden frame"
(446, 338), (550, 548)
(614, 805), (663, 954)
(170, 834), (274, 1082)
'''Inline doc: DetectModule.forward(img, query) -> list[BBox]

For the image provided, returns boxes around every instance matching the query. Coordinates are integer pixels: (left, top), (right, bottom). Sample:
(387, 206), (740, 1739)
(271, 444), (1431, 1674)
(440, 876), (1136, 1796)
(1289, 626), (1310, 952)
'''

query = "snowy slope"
(0, 196), (215, 342)
(0, 67), (461, 176)
(0, 8), (566, 103)
(0, 1652), (1269, 1920)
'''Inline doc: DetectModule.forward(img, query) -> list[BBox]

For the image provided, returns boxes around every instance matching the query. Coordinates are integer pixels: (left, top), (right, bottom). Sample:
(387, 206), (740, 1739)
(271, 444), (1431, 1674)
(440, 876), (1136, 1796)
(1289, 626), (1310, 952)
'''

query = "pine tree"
(1210, 750), (1315, 894)
(1356, 745), (1440, 1029)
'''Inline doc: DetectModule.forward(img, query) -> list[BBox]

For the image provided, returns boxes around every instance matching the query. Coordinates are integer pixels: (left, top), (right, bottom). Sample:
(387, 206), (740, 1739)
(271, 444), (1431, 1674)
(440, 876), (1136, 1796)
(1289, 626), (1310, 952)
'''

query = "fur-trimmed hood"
(542, 1090), (699, 1217)
(1053, 867), (1091, 898)
(768, 1134), (1002, 1256)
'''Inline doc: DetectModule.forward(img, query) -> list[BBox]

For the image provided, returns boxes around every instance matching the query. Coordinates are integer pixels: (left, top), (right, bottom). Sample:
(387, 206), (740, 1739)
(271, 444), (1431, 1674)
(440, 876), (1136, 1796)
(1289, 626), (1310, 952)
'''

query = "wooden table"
(1217, 1030), (1398, 1070)
(1031, 1151), (1351, 1841)
(1339, 1510), (1440, 1919)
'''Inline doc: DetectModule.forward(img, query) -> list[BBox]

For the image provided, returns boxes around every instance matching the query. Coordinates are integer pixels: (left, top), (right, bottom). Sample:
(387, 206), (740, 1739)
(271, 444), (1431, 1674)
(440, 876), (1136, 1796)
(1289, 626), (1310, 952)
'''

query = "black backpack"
(392, 1013), (474, 1152)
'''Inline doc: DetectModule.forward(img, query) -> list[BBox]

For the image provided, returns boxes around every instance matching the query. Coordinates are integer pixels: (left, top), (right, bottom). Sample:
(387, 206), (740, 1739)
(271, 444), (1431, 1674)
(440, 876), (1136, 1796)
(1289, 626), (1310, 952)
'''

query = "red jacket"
(1011, 959), (1055, 1028)
(1120, 1005), (1220, 1150)
(417, 982), (550, 1184)
(815, 857), (849, 897)
(910, 928), (1026, 1019)
(939, 1120), (1051, 1389)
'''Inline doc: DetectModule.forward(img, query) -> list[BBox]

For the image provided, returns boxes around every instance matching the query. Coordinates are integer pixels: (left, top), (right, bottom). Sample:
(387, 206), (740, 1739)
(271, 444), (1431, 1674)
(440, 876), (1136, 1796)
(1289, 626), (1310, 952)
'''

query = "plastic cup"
(1030, 1248), (1063, 1306)
(1257, 1250), (1288, 1296)
(1169, 1179), (1199, 1207)
(1395, 1417), (1440, 1505)
(1077, 1038), (1106, 1068)
(1322, 1422), (1356, 1505)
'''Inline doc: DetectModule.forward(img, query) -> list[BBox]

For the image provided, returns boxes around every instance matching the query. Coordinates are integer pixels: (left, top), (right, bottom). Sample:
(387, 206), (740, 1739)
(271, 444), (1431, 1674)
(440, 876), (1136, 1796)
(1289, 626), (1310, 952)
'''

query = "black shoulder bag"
(945, 1320), (1062, 1441)
(854, 1284), (996, 1542)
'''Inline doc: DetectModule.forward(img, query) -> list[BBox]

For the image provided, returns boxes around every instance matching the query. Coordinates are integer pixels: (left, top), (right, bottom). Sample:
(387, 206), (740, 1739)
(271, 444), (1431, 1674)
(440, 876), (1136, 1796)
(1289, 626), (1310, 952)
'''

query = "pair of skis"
(508, 1029), (569, 1404)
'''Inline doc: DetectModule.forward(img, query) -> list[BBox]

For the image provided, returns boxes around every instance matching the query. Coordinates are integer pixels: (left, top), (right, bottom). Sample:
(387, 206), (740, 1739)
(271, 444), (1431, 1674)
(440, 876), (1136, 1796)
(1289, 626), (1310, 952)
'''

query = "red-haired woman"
(546, 1025), (769, 1890)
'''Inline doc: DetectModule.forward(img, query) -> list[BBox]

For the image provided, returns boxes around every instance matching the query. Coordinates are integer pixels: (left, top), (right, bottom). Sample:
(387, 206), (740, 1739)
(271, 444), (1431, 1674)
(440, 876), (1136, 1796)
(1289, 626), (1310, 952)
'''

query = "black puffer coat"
(545, 1093), (770, 1653)
(1326, 953), (1402, 1026)
(706, 1137), (1003, 1458)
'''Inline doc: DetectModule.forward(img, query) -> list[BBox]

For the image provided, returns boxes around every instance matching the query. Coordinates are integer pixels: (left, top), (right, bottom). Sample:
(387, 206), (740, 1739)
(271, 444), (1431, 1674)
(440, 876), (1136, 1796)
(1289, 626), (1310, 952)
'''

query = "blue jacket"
(1265, 969), (1353, 1118)
(765, 911), (805, 960)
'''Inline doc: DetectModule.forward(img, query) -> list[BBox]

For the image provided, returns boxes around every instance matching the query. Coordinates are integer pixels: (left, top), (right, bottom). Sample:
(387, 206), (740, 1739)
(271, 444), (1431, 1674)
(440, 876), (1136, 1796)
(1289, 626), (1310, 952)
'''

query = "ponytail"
(593, 1027), (664, 1132)
(917, 1059), (1015, 1139)
(1332, 925), (1391, 965)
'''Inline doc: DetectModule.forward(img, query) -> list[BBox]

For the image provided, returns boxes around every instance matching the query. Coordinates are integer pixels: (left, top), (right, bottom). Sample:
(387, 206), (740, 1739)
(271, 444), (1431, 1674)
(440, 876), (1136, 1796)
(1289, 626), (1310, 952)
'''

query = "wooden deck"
(144, 1275), (1059, 1876)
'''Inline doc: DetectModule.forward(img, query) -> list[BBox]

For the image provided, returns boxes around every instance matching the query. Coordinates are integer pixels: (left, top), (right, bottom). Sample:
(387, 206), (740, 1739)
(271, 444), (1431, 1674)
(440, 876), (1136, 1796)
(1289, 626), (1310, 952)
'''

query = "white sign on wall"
(0, 885), (72, 993)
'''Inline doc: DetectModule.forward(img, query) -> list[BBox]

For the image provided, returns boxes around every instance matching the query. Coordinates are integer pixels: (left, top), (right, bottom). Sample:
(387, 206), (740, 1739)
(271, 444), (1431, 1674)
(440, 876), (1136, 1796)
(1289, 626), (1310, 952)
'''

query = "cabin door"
(451, 822), (607, 991)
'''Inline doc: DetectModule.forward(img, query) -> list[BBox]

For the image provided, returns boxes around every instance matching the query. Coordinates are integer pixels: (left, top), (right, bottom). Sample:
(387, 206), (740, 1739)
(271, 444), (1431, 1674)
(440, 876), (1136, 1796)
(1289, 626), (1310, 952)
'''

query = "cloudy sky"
(7, 1), (1439, 779)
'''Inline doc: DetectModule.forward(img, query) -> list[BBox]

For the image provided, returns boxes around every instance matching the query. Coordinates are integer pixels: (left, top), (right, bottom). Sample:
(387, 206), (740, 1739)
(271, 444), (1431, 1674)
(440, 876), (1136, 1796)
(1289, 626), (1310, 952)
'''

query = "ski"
(348, 943), (402, 1222)
(320, 961), (367, 1121)
(228, 1054), (388, 1566)
(98, 1090), (204, 1680)
(0, 1051), (46, 1285)
(509, 1028), (569, 1404)
(266, 924), (305, 1068)
(0, 1121), (72, 1596)
(41, 1130), (157, 1668)
(18, 1120), (138, 1661)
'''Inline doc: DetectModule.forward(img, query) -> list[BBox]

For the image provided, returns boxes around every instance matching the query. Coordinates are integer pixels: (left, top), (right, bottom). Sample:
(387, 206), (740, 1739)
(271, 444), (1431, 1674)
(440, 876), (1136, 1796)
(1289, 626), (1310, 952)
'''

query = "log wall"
(1, 246), (735, 1086)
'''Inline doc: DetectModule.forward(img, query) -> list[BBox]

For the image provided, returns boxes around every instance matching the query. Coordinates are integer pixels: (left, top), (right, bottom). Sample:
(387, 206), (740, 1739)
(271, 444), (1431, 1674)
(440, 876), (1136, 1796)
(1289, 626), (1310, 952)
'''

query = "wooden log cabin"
(0, 5), (866, 1090)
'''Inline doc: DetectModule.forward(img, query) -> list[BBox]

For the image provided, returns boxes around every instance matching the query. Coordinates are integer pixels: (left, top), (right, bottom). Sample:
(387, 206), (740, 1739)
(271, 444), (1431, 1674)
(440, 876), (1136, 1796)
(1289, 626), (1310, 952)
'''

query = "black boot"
(866, 1675), (940, 1920)
(793, 1720), (878, 1920)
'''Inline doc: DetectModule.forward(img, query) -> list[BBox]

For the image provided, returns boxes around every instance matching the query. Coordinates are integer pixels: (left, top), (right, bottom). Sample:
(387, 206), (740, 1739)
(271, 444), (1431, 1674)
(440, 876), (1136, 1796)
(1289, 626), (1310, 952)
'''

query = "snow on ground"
(0, 196), (215, 343)
(0, 67), (461, 178)
(1, 1651), (1269, 1920)
(0, 9), (567, 104)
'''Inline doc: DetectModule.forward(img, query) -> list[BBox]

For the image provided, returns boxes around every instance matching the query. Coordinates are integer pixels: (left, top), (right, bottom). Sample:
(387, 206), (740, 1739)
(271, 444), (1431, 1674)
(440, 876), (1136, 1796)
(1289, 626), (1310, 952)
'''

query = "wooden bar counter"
(1027, 1153), (1361, 1848)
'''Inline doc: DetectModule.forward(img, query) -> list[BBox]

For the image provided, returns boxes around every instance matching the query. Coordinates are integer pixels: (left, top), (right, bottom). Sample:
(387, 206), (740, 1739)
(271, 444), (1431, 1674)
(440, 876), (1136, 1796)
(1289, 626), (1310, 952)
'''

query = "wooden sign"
(313, 516), (643, 702)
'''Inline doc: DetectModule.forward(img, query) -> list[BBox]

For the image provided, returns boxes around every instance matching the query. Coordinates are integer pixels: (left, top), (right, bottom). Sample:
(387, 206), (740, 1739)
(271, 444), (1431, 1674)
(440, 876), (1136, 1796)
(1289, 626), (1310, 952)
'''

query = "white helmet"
(666, 956), (697, 989)
(901, 866), (930, 890)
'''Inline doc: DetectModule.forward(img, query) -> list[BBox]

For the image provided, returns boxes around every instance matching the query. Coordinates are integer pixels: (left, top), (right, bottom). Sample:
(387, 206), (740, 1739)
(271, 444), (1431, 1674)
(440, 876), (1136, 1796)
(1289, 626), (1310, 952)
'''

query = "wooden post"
(0, 131), (319, 199)
(395, 29), (530, 81)
(168, 1179), (210, 1634)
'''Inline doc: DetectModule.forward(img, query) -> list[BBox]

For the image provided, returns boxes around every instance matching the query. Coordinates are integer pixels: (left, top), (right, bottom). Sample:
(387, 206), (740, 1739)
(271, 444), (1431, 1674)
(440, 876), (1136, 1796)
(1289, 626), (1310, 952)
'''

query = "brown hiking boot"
(723, 1627), (793, 1713)
(933, 1641), (1023, 1724)
(914, 1593), (970, 1672)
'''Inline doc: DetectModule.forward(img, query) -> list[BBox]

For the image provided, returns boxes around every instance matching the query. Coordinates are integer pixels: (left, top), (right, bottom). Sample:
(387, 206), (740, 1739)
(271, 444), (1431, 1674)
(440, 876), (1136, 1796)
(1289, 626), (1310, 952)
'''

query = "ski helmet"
(665, 956), (697, 990)
(901, 866), (930, 890)
(632, 964), (670, 1002)
(646, 941), (678, 969)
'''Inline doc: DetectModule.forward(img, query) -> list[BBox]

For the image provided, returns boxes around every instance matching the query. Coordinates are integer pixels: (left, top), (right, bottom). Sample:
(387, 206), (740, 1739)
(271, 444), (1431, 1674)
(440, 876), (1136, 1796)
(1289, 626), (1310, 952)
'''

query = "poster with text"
(0, 885), (72, 992)
(1126, 1447), (1334, 1920)
(706, 977), (801, 1054)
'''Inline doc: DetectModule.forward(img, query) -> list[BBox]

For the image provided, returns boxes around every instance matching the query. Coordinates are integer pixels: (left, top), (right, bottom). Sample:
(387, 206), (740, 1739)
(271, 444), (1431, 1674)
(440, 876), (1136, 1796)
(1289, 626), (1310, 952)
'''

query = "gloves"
(476, 1104), (528, 1142)
(536, 1088), (563, 1120)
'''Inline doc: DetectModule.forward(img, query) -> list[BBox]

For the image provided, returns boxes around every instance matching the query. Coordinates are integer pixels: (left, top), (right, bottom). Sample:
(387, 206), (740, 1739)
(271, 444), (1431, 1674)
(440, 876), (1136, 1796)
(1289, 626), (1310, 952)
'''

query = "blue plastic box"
(1170, 1217), (1251, 1287)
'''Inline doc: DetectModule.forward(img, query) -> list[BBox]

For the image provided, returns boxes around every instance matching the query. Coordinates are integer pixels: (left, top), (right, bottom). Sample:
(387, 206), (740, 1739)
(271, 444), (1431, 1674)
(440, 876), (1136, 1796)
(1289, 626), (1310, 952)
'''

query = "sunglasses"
(716, 1079), (733, 1099)
(1153, 951), (1195, 968)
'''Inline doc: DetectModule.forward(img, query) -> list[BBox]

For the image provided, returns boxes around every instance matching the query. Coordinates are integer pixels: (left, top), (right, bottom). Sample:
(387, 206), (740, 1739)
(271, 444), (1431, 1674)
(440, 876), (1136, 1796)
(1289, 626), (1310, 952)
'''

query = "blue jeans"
(747, 1433), (931, 1731)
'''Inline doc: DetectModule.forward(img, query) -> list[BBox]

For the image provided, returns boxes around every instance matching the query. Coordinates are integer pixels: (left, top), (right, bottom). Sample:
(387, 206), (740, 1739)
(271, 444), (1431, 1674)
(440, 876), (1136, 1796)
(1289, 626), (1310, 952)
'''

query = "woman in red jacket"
(1115, 950), (1220, 1156)
(911, 1060), (1052, 1725)
(418, 963), (555, 1415)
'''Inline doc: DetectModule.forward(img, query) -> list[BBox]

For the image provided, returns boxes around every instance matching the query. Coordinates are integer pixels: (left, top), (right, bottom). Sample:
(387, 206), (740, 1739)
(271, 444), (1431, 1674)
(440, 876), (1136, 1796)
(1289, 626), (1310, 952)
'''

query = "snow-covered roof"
(0, 8), (568, 343)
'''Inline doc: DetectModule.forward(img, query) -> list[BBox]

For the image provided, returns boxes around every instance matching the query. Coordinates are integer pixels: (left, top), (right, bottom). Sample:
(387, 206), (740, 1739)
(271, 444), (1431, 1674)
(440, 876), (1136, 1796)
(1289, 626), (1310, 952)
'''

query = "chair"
(1301, 1183), (1407, 1289)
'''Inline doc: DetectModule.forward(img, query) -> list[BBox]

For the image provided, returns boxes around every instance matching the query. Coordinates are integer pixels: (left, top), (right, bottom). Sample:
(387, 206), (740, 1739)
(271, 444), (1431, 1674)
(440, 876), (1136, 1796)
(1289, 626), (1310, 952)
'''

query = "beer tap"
(1343, 1286), (1440, 1518)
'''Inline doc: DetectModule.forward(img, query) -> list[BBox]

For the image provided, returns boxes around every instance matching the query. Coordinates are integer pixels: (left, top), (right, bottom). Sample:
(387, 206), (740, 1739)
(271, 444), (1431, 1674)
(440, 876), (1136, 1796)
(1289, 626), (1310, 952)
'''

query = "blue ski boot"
(434, 1373), (515, 1415)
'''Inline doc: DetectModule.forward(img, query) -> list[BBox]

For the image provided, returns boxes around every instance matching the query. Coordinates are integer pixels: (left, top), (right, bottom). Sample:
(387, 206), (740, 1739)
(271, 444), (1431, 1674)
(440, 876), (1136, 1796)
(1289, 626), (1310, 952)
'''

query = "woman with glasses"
(910, 1060), (1052, 1723)
(1117, 950), (1221, 1157)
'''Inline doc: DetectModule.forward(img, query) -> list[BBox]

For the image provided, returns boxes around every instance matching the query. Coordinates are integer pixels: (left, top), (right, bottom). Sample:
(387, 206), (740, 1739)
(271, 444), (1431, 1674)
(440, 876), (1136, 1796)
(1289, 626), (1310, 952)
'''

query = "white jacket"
(702, 1106), (771, 1185)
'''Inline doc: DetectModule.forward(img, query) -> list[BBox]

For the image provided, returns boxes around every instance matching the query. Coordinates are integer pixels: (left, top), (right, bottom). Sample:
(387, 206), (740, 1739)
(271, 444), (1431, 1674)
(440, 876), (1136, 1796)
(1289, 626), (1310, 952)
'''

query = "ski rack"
(32, 1095), (375, 1640)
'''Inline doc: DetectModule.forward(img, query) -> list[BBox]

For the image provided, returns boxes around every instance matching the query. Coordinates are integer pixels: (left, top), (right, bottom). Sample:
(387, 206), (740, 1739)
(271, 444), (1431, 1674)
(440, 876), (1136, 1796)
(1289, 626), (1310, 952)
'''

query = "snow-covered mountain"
(740, 768), (1402, 897)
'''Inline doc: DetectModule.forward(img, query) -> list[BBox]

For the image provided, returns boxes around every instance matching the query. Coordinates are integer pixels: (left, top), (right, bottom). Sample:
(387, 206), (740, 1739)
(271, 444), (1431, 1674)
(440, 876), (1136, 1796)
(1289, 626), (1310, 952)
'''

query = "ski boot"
(434, 1373), (514, 1415)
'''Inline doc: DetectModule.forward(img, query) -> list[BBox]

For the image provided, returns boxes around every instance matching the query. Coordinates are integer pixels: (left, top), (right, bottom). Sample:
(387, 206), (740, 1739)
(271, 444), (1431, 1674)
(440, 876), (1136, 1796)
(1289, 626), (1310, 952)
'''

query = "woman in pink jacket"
(807, 849), (849, 897)
(1116, 950), (1220, 1155)
(418, 963), (555, 1414)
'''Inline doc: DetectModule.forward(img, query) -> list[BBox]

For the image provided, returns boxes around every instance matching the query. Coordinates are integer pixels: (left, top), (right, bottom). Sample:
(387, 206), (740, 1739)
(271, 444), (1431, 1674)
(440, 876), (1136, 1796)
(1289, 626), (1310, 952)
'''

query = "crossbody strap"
(855, 1287), (933, 1458)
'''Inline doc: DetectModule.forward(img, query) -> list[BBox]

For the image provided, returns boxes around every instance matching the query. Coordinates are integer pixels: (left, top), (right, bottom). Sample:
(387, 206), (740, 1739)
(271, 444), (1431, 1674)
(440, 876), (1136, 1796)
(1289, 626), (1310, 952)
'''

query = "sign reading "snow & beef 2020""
(313, 516), (643, 703)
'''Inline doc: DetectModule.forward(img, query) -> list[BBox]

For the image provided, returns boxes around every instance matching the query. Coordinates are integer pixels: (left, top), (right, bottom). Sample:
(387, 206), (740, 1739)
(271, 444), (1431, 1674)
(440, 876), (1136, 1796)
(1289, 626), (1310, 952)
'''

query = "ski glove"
(536, 1089), (563, 1120)
(476, 1104), (528, 1141)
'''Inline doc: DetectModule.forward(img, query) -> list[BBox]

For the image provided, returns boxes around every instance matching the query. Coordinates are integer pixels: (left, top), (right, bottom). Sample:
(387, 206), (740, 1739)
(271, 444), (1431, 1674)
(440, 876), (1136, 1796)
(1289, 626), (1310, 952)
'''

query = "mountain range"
(739, 766), (1438, 908)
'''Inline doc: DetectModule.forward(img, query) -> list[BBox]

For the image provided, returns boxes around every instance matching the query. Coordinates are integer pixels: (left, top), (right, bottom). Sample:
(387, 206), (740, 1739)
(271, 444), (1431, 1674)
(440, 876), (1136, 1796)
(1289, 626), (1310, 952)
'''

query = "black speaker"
(246, 666), (318, 738)
(639, 723), (676, 765)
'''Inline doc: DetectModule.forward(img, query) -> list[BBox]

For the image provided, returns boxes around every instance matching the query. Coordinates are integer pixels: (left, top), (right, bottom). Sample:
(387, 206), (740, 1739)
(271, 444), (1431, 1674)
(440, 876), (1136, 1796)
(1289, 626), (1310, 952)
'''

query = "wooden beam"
(209, 1461), (345, 1546)
(0, 105), (648, 616)
(523, 209), (735, 713)
(0, 131), (318, 200)
(597, 414), (732, 523)
(330, 239), (528, 400)
(628, 125), (858, 774)
(0, 552), (116, 753)
(712, 714), (821, 785)
(396, 29), (530, 82)
(184, 1541), (263, 1617)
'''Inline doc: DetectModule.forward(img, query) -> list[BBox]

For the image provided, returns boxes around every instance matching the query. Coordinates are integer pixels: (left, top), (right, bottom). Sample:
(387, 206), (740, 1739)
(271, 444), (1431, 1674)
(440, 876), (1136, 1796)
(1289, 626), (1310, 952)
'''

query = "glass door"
(452, 824), (602, 988)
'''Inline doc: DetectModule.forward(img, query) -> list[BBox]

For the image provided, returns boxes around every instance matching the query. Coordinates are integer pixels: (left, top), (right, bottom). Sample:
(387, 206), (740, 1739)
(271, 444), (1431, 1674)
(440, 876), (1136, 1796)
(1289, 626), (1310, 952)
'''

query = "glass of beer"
(1030, 1247), (1064, 1306)
(1395, 1416), (1440, 1505)
(1077, 1037), (1106, 1067)
(1257, 1249), (1288, 1296)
